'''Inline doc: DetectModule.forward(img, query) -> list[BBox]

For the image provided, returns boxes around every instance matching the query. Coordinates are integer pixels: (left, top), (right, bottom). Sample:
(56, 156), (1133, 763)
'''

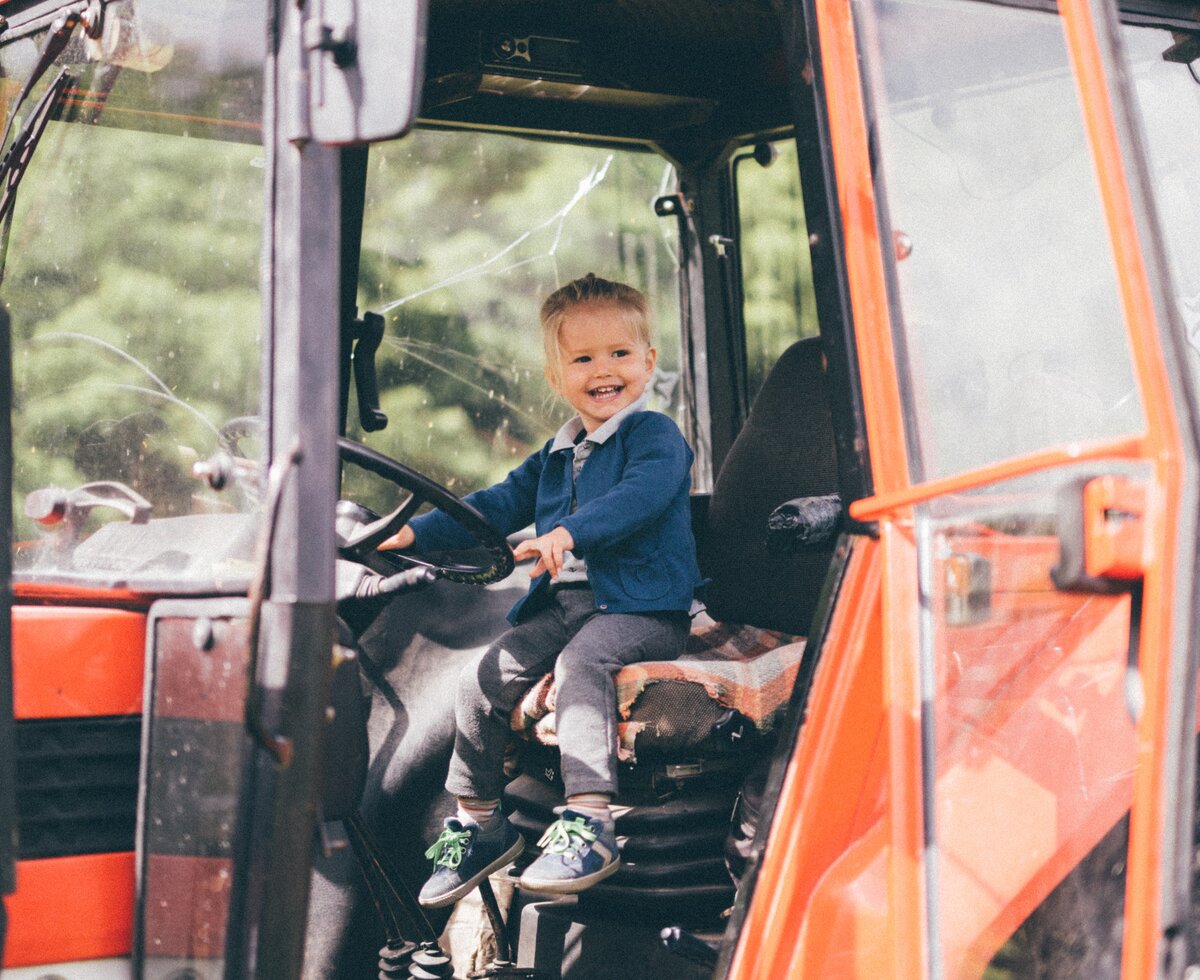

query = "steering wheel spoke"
(340, 489), (423, 553)
(337, 438), (514, 585)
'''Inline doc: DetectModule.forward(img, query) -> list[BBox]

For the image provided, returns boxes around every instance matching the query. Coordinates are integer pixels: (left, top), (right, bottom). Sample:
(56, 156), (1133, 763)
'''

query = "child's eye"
(573, 355), (591, 364)
(613, 349), (629, 358)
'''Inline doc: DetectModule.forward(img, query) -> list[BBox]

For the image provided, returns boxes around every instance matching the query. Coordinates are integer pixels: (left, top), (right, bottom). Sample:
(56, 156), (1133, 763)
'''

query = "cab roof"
(419, 0), (793, 147)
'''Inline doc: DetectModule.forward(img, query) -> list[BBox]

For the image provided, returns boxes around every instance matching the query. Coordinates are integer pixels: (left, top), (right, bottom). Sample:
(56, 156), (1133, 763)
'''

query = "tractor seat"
(509, 611), (804, 764)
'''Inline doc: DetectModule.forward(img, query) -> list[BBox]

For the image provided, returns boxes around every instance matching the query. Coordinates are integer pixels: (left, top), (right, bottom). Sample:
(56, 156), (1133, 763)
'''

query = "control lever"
(351, 311), (388, 432)
(25, 480), (153, 550)
(347, 565), (437, 599)
(26, 480), (152, 531)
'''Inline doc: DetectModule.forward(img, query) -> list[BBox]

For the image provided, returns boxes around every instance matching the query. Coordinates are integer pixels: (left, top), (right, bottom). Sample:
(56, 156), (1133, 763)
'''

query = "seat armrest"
(766, 494), (842, 555)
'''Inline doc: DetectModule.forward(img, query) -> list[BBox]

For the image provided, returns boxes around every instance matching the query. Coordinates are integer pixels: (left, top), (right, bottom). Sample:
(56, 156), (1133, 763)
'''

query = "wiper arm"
(0, 6), (85, 223)
(0, 67), (73, 224)
(0, 8), (81, 151)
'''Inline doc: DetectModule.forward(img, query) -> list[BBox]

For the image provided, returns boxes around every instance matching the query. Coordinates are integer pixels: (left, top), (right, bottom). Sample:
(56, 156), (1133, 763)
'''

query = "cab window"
(736, 138), (818, 404)
(3, 0), (266, 588)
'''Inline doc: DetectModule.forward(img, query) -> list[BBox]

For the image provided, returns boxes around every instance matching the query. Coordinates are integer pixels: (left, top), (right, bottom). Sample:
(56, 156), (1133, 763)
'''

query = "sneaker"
(518, 808), (620, 894)
(417, 816), (525, 908)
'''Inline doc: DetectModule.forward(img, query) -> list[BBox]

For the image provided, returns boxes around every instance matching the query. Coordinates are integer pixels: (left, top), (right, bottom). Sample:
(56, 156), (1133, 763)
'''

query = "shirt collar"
(549, 390), (651, 453)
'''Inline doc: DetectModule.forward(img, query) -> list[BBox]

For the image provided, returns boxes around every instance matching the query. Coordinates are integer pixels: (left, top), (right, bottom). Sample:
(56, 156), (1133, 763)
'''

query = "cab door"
(824, 0), (1197, 977)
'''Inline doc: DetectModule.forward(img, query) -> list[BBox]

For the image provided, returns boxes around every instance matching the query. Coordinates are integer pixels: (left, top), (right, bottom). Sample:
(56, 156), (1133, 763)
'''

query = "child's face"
(547, 302), (657, 433)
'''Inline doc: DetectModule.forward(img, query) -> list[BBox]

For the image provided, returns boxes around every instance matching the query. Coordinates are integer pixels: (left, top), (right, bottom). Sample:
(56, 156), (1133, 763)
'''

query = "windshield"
(1, 0), (265, 593)
(343, 129), (685, 512)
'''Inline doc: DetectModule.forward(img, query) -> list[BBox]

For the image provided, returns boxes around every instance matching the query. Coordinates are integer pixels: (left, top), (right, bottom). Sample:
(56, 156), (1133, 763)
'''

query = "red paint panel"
(12, 580), (152, 609)
(151, 616), (249, 722)
(4, 852), (135, 967)
(12, 607), (146, 719)
(142, 854), (233, 960)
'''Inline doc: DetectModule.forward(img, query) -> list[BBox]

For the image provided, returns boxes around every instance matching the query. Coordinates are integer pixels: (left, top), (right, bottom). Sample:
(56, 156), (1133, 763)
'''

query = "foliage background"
(1, 40), (812, 552)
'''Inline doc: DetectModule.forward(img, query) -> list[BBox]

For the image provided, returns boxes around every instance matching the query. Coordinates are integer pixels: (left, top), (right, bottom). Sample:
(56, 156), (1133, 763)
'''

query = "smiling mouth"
(588, 384), (624, 399)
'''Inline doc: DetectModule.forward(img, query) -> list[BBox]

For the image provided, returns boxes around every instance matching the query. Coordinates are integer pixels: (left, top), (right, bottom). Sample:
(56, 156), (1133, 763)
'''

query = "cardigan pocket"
(619, 555), (671, 601)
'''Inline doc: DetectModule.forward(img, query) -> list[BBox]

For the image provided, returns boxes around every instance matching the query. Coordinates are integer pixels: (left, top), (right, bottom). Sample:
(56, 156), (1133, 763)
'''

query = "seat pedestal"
(515, 898), (715, 980)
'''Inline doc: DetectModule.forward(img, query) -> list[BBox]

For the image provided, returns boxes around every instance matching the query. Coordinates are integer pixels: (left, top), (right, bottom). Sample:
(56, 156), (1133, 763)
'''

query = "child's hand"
(513, 526), (575, 579)
(378, 525), (416, 550)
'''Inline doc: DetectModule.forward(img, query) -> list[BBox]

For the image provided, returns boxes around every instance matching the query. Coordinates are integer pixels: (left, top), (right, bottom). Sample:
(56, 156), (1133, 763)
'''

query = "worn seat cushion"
(509, 612), (804, 762)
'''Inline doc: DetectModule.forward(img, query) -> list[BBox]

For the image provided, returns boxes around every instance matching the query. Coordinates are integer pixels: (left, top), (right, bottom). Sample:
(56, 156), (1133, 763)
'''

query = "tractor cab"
(3, 1), (1200, 979)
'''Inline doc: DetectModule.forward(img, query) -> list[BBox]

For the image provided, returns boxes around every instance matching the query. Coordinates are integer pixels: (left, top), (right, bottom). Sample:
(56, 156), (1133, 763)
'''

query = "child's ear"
(645, 346), (658, 373)
(544, 363), (562, 394)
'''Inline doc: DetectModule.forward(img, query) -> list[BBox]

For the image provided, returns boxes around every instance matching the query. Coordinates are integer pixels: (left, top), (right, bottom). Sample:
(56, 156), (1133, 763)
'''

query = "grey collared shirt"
(549, 392), (651, 583)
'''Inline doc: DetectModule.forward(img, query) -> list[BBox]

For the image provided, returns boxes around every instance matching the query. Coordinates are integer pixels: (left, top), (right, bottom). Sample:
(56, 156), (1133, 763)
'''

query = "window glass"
(3, 0), (265, 591)
(346, 130), (683, 511)
(866, 0), (1144, 482)
(916, 464), (1138, 979)
(1120, 22), (1200, 387)
(736, 139), (818, 402)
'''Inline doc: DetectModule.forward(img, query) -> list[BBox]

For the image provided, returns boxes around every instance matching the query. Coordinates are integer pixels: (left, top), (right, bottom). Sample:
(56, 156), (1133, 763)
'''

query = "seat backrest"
(699, 336), (838, 637)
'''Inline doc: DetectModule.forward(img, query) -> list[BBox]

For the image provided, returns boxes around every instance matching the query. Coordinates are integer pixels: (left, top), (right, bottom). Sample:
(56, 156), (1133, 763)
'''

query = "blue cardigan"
(408, 411), (702, 624)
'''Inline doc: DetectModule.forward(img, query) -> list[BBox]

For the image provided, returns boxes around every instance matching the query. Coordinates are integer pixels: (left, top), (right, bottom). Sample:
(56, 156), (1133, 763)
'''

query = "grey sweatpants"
(446, 587), (689, 799)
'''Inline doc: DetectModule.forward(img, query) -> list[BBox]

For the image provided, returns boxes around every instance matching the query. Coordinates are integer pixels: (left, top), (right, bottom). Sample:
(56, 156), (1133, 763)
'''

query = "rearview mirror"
(306, 0), (428, 146)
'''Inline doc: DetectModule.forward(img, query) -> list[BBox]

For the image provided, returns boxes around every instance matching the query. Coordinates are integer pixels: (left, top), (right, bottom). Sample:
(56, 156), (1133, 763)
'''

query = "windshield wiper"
(0, 7), (81, 144)
(0, 7), (84, 224)
(0, 67), (73, 224)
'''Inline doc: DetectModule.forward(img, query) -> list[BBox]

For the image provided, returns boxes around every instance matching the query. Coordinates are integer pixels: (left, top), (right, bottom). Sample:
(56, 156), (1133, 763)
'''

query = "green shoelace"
(537, 816), (597, 856)
(425, 825), (472, 870)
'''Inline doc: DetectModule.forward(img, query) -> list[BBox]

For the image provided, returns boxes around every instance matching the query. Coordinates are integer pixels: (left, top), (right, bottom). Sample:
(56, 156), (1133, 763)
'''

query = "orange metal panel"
(879, 522), (926, 979)
(11, 606), (146, 718)
(728, 538), (894, 978)
(730, 538), (1139, 978)
(1056, 4), (1187, 978)
(939, 535), (1058, 595)
(813, 0), (909, 497)
(4, 852), (135, 967)
(850, 435), (1145, 523)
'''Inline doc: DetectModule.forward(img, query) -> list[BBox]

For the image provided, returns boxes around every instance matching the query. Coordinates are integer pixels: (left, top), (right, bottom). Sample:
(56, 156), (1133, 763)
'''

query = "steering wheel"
(336, 438), (514, 586)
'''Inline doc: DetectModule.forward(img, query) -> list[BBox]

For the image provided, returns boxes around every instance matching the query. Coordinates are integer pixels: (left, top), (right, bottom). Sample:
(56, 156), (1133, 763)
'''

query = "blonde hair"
(540, 273), (652, 385)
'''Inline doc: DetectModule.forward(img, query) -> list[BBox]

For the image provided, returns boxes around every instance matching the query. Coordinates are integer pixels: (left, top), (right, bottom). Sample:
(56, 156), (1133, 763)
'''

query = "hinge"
(944, 550), (992, 627)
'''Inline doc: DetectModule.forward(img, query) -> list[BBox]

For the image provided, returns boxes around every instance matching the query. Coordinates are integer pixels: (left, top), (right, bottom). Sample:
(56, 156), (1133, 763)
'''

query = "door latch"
(1052, 474), (1148, 593)
(1051, 474), (1148, 722)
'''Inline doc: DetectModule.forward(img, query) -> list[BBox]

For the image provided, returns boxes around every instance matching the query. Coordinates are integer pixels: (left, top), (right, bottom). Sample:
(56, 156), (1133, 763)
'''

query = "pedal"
(409, 942), (455, 978)
(659, 925), (718, 968)
(378, 940), (417, 978)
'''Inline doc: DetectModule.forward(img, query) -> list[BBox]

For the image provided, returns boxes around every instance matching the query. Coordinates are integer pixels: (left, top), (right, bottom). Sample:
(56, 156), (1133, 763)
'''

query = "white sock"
(566, 792), (613, 825)
(457, 797), (500, 828)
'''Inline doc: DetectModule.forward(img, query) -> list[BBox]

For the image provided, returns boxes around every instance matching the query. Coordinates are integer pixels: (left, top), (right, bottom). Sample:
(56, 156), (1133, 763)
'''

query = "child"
(381, 273), (701, 907)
